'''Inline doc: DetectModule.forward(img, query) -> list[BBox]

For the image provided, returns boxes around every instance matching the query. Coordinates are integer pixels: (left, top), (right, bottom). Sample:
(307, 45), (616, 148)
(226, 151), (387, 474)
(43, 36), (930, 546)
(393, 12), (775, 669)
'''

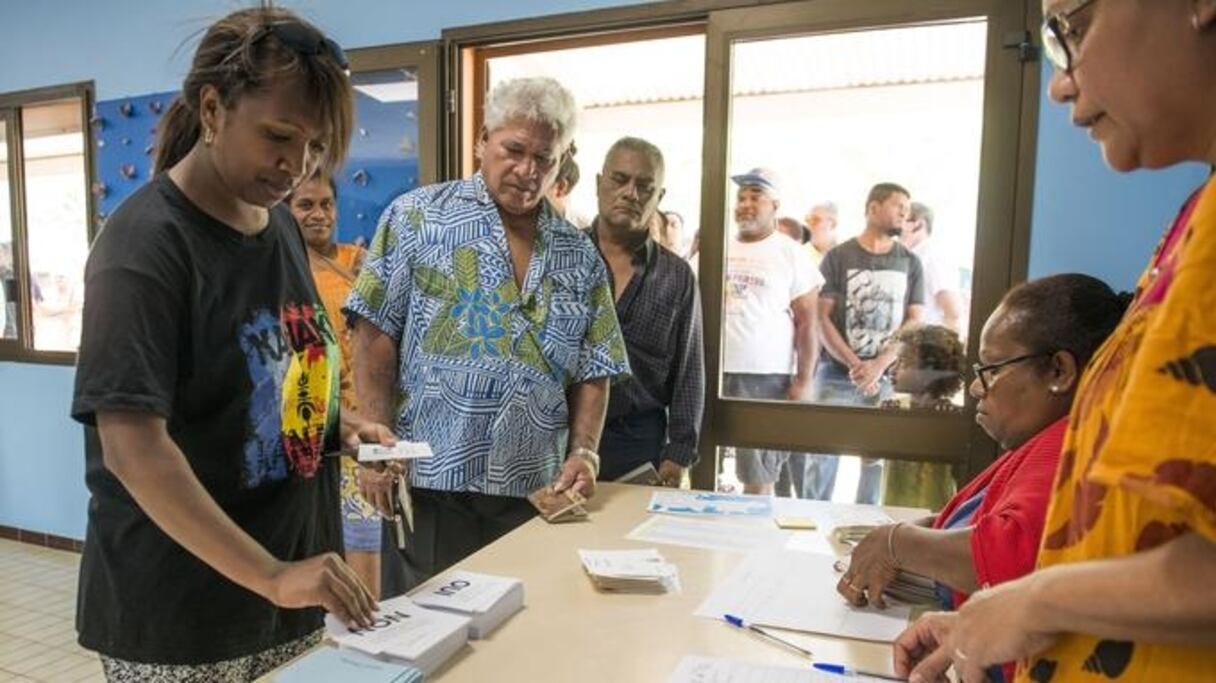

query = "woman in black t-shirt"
(71, 8), (391, 681)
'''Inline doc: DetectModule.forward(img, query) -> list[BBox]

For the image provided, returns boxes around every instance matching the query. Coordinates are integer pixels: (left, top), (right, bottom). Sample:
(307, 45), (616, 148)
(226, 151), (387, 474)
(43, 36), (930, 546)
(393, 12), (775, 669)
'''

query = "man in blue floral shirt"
(345, 78), (629, 584)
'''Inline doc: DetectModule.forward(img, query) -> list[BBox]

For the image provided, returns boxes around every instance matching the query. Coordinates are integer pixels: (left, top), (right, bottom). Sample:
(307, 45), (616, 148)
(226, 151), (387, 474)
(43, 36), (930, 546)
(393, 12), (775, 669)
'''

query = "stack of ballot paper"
(274, 647), (423, 682)
(884, 571), (939, 606)
(578, 548), (680, 593)
(411, 570), (525, 639)
(326, 596), (470, 675)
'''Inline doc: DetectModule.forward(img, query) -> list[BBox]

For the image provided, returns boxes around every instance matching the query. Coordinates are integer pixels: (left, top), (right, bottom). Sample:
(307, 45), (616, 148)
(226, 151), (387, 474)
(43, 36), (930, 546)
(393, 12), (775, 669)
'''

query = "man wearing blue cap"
(722, 167), (822, 495)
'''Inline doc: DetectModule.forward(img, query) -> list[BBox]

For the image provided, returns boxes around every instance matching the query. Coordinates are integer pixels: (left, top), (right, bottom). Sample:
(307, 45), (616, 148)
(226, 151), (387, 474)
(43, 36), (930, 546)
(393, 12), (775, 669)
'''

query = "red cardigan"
(932, 416), (1068, 608)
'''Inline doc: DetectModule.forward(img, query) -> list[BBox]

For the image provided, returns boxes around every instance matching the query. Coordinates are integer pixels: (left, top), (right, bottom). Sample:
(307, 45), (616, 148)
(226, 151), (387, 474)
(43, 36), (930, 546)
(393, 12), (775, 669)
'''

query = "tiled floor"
(0, 539), (103, 682)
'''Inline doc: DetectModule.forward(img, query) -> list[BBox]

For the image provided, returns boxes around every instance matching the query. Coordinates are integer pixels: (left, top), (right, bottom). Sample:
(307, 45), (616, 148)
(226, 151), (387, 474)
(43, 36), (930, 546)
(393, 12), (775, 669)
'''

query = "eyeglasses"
(971, 352), (1054, 394)
(1041, 0), (1099, 73)
(254, 21), (349, 71)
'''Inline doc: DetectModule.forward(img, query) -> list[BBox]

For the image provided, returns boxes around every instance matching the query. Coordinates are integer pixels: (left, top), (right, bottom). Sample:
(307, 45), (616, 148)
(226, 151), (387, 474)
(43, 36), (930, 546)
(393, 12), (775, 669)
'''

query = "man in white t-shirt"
(901, 201), (965, 335)
(722, 167), (823, 495)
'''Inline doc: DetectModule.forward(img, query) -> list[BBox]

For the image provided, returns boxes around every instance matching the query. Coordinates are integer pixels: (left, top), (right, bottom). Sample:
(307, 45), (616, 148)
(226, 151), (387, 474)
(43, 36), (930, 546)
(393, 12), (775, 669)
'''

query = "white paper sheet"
(649, 491), (774, 517)
(694, 550), (911, 643)
(358, 441), (433, 462)
(667, 656), (891, 683)
(783, 531), (836, 557)
(626, 515), (789, 554)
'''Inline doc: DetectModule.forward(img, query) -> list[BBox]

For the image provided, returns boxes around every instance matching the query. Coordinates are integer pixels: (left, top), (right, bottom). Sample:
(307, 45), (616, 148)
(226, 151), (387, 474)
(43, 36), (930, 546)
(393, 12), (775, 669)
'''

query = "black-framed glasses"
(971, 352), (1054, 393)
(1041, 0), (1099, 73)
(255, 21), (349, 71)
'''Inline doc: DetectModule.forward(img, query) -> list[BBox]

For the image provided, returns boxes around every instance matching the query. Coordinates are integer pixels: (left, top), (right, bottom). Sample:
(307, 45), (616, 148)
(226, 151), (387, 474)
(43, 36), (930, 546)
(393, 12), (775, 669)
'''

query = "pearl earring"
(203, 128), (215, 146)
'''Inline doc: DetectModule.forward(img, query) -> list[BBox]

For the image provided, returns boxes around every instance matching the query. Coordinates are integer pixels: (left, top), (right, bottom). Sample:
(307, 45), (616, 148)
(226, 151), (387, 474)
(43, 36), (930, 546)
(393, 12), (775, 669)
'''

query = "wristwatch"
(567, 446), (601, 477)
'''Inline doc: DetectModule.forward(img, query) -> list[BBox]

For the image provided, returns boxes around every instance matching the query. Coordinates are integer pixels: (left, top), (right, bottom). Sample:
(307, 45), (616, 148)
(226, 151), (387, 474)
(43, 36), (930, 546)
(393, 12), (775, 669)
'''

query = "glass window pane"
(346, 68), (422, 244)
(718, 445), (956, 510)
(720, 22), (986, 412)
(1, 118), (16, 341)
(22, 97), (88, 352)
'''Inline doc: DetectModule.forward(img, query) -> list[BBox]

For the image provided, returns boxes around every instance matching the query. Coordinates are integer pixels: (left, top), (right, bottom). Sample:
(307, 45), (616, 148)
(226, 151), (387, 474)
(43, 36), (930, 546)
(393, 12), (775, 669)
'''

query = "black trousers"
(388, 488), (536, 593)
(597, 409), (667, 481)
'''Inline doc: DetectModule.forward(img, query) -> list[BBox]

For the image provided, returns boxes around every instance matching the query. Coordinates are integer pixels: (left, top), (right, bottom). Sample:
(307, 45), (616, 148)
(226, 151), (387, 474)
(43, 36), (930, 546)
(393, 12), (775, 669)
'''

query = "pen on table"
(722, 614), (814, 659)
(812, 661), (907, 681)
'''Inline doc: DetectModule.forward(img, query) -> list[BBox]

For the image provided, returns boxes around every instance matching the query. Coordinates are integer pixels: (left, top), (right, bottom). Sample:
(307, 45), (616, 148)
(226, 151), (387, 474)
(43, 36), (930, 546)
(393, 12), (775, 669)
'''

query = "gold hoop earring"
(203, 128), (215, 146)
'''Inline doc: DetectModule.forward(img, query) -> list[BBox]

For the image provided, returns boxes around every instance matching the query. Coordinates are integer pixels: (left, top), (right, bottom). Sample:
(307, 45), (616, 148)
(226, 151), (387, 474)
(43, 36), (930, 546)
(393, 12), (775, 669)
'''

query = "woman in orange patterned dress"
(893, 1), (1216, 682)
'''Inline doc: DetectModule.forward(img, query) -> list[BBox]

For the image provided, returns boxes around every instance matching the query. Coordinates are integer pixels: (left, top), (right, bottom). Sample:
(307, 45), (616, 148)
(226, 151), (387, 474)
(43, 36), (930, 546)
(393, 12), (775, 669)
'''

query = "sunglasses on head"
(254, 21), (349, 71)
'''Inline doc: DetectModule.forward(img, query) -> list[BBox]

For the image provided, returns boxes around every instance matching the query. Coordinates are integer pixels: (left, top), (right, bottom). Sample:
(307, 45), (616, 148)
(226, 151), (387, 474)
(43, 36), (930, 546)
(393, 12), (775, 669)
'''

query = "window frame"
(0, 81), (96, 366)
(345, 41), (444, 188)
(699, 0), (1041, 487)
(443, 0), (1044, 490)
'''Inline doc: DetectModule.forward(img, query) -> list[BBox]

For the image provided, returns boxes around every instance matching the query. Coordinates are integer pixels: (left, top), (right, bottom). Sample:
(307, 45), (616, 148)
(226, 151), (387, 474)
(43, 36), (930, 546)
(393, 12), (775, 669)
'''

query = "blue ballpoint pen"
(722, 614), (814, 659)
(812, 661), (907, 681)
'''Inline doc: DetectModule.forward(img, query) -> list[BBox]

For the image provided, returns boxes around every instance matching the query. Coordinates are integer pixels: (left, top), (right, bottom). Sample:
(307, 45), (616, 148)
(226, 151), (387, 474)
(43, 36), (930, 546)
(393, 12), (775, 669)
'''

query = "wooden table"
(266, 483), (920, 681)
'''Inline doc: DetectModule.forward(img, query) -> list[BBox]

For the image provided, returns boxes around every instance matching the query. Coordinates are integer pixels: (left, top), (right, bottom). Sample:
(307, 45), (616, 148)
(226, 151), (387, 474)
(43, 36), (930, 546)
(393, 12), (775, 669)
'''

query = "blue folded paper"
(275, 647), (424, 682)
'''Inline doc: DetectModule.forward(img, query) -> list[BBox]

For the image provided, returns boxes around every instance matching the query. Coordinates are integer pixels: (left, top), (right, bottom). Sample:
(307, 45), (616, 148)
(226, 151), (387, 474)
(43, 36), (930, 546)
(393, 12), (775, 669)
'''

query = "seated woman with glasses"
(838, 275), (1128, 679)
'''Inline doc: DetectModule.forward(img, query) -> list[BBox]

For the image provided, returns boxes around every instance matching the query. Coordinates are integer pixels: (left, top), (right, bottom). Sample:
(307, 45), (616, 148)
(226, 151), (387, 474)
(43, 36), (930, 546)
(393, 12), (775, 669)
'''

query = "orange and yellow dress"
(1015, 177), (1216, 682)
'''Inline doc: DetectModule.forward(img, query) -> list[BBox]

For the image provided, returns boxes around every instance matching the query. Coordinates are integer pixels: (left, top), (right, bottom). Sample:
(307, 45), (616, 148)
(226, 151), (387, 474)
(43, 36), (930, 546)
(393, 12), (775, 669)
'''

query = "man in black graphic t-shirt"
(804, 182), (924, 503)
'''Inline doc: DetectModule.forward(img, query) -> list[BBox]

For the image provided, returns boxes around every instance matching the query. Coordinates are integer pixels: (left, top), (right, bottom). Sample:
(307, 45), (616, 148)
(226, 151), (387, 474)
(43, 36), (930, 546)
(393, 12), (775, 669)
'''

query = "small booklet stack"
(411, 570), (525, 639)
(578, 548), (680, 593)
(326, 596), (470, 675)
(885, 570), (939, 606)
(273, 647), (423, 682)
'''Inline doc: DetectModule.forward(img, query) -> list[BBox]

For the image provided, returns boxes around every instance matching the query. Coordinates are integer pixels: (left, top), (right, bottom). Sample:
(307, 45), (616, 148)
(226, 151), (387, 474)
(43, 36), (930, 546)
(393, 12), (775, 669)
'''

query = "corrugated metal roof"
(489, 20), (987, 109)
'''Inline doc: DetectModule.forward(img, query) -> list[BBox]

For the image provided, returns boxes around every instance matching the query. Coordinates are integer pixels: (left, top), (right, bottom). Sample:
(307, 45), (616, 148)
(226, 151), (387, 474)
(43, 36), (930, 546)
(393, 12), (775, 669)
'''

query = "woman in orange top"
(894, 2), (1216, 682)
(289, 174), (382, 598)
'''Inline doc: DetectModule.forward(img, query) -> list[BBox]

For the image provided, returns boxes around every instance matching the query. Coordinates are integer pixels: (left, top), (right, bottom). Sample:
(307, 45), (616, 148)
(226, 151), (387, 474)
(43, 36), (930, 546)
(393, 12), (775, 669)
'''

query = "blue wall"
(0, 363), (87, 539)
(1028, 63), (1210, 290)
(0, 3), (1209, 539)
(0, 0), (649, 99)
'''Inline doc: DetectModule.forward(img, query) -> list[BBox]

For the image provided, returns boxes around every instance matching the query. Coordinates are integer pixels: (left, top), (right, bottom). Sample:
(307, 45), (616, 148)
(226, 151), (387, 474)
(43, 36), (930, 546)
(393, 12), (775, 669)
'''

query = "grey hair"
(812, 201), (838, 218)
(604, 136), (665, 177)
(484, 77), (578, 150)
(910, 201), (935, 234)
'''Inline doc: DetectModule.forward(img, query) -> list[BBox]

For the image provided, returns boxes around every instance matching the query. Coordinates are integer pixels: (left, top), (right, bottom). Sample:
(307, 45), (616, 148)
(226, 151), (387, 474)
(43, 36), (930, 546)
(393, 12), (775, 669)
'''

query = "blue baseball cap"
(731, 167), (781, 199)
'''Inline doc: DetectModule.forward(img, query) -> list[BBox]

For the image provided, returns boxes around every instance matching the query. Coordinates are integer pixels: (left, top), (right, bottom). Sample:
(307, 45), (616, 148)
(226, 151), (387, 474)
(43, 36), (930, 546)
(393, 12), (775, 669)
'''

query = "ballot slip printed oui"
(411, 570), (526, 639)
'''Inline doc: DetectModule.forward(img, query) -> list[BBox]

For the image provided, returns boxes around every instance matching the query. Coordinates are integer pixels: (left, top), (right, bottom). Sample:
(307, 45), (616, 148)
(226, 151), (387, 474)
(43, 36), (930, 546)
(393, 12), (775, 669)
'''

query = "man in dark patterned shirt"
(589, 137), (705, 486)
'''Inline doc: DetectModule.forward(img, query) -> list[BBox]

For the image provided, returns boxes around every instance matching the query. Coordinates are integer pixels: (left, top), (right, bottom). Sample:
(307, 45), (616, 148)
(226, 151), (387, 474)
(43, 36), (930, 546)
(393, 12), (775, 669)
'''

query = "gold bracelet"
(887, 521), (905, 568)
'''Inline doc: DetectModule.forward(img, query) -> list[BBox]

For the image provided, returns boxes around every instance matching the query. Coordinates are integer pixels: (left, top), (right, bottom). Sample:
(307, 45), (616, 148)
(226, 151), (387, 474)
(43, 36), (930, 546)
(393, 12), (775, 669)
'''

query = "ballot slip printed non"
(326, 596), (471, 675)
(410, 571), (525, 639)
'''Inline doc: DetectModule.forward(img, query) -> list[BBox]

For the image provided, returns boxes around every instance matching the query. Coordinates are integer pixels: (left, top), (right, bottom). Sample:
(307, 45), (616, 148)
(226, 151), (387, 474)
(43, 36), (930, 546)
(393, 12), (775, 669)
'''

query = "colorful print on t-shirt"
(238, 303), (339, 488)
